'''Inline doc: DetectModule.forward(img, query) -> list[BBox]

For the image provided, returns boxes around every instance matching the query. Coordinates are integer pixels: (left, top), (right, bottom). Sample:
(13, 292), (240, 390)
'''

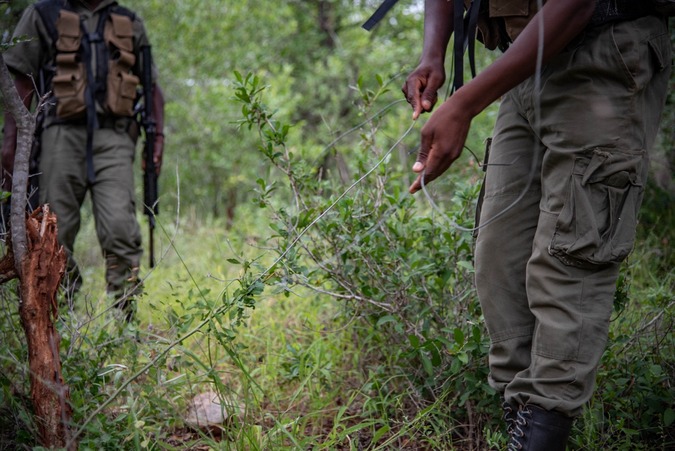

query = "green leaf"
(453, 328), (465, 346)
(457, 352), (469, 365)
(376, 315), (397, 327)
(372, 425), (391, 444)
(456, 260), (475, 272)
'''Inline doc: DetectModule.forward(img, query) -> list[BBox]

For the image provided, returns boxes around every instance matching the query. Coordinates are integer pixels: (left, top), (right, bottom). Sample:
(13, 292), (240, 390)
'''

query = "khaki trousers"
(39, 119), (143, 293)
(474, 15), (671, 417)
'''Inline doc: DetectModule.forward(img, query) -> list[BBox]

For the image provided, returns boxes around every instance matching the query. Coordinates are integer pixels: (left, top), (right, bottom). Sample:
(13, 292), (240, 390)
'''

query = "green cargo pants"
(474, 15), (671, 417)
(39, 118), (143, 295)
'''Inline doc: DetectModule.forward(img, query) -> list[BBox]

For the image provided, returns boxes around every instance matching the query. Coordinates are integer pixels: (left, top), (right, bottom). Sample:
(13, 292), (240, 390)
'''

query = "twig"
(618, 300), (674, 354)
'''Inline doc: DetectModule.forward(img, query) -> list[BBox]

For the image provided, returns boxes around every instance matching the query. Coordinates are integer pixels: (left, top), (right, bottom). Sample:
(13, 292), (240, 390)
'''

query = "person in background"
(402, 0), (670, 449)
(2, 0), (165, 320)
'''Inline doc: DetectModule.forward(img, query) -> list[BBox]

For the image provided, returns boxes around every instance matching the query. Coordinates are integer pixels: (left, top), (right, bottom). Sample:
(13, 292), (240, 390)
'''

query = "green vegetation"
(1, 2), (673, 449)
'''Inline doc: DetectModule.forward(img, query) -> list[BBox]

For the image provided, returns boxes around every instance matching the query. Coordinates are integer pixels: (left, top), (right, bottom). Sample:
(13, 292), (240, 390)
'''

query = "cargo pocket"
(549, 148), (645, 268)
(53, 9), (86, 119)
(53, 53), (87, 119)
(55, 10), (81, 53)
(104, 12), (138, 117)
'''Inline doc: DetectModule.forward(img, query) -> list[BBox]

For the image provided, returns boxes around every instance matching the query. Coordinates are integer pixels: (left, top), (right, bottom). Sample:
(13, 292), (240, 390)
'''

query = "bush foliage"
(0, 1), (672, 450)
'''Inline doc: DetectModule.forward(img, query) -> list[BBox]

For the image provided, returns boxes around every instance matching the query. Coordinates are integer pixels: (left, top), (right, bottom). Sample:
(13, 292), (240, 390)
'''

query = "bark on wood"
(20, 206), (73, 449)
(0, 52), (30, 275)
(1, 53), (76, 449)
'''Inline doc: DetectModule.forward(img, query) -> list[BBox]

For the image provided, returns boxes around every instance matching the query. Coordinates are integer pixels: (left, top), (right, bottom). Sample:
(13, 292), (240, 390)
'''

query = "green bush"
(234, 71), (506, 448)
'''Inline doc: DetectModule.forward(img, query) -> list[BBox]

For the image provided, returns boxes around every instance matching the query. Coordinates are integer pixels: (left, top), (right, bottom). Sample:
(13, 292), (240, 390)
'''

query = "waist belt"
(47, 114), (129, 130)
(589, 0), (654, 27)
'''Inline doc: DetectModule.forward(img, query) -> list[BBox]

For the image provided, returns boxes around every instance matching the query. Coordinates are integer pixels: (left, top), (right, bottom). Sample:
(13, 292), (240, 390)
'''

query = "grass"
(46, 200), (375, 450)
(0, 178), (672, 450)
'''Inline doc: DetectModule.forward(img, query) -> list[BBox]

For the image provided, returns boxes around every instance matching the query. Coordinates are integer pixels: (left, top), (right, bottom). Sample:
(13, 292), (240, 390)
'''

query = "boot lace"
(506, 406), (532, 451)
(502, 401), (515, 435)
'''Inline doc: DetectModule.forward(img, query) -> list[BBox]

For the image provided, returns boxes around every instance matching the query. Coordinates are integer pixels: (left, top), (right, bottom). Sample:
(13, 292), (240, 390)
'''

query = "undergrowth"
(0, 72), (672, 450)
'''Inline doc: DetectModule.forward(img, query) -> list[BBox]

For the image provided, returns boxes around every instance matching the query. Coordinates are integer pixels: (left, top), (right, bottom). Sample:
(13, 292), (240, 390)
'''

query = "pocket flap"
(489, 0), (529, 18)
(55, 10), (81, 52)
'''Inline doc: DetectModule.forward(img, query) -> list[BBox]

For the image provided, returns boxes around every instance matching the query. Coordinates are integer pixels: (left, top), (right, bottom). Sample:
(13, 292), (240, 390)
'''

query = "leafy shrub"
(234, 71), (503, 448)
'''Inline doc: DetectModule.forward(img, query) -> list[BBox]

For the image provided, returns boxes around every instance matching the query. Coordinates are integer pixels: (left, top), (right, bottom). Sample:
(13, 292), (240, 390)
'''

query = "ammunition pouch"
(51, 9), (139, 120)
(105, 13), (139, 117)
(53, 10), (86, 119)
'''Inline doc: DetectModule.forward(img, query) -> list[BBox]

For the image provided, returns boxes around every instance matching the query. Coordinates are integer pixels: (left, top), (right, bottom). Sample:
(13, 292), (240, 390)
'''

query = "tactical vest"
(476, 0), (662, 51)
(35, 0), (139, 120)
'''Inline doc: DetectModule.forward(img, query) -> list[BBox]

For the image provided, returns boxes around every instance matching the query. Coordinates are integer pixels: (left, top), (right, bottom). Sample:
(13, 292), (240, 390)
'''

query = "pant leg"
(89, 122), (143, 293)
(474, 89), (544, 394)
(39, 124), (88, 273)
(500, 15), (671, 416)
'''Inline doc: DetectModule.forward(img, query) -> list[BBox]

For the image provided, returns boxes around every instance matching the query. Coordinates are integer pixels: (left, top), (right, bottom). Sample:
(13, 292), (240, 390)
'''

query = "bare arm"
(409, 0), (597, 193)
(401, 0), (455, 120)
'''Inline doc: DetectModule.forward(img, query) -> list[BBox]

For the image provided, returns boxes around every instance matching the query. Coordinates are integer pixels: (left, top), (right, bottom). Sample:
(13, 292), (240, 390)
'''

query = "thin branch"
(0, 53), (35, 276)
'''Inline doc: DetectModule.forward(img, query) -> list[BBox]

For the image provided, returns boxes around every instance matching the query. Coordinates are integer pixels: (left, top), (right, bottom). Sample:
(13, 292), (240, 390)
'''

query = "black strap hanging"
(362, 0), (400, 31)
(363, 0), (482, 93)
(81, 6), (113, 185)
(453, 0), (482, 92)
(80, 22), (99, 185)
(452, 0), (465, 92)
(465, 0), (482, 83)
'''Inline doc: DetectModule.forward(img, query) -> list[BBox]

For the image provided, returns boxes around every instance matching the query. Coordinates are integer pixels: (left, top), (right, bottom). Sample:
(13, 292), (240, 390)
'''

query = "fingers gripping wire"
(419, 0), (546, 234)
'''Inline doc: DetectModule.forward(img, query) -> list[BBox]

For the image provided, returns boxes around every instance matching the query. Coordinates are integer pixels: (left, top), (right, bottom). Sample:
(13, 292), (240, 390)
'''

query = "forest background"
(0, 1), (673, 450)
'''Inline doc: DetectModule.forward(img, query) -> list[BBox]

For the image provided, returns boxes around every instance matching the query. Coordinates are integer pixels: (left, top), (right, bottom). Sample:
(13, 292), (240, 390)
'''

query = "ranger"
(2, 0), (165, 320)
(401, 0), (670, 449)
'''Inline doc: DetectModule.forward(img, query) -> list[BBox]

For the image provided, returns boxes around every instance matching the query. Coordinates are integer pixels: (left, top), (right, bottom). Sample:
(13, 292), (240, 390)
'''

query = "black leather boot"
(507, 404), (573, 451)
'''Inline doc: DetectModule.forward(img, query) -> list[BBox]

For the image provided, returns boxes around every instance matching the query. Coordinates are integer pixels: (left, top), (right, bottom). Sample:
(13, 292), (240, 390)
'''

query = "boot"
(112, 292), (136, 323)
(507, 404), (573, 451)
(106, 257), (142, 323)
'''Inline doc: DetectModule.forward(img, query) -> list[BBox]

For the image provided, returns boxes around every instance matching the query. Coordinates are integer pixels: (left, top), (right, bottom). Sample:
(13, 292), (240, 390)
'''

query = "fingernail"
(412, 162), (424, 172)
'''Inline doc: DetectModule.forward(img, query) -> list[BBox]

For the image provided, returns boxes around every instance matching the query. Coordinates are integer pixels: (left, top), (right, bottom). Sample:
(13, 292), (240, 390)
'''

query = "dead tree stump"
(18, 205), (73, 449)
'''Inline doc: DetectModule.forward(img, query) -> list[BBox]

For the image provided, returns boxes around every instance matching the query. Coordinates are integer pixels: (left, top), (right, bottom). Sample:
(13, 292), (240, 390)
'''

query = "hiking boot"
(507, 404), (573, 451)
(112, 292), (136, 323)
(106, 262), (143, 323)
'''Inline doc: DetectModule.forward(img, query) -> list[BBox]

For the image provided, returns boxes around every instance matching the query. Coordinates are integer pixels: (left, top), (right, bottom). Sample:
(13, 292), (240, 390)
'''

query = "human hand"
(409, 96), (472, 194)
(401, 60), (446, 120)
(153, 134), (164, 175)
(141, 134), (163, 175)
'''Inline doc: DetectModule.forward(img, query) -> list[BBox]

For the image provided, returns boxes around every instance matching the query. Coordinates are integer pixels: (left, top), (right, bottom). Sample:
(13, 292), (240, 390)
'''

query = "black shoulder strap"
(110, 4), (136, 21)
(34, 1), (137, 40)
(34, 0), (69, 43)
(33, 0), (71, 97)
